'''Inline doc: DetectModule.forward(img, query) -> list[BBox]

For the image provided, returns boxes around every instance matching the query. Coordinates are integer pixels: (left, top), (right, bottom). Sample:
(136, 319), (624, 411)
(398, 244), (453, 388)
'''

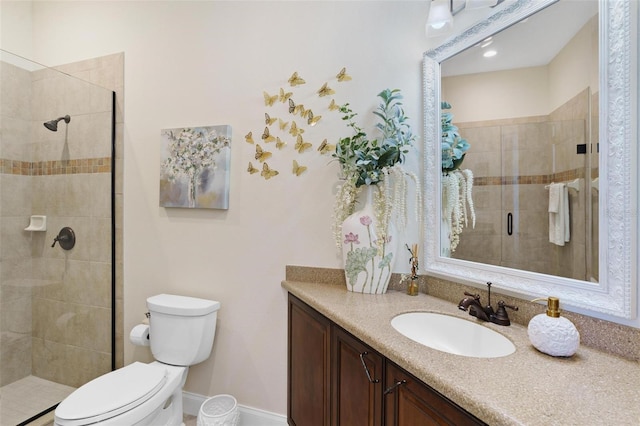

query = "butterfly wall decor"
(307, 111), (321, 126)
(245, 131), (255, 144)
(247, 161), (259, 174)
(261, 127), (275, 143)
(263, 91), (278, 106)
(288, 72), (306, 87)
(317, 139), (335, 155)
(289, 121), (304, 137)
(292, 160), (307, 176)
(294, 135), (312, 154)
(336, 67), (352, 82)
(279, 87), (293, 103)
(255, 144), (272, 162)
(248, 67), (353, 182)
(265, 113), (277, 126)
(261, 163), (279, 180)
(317, 83), (335, 97)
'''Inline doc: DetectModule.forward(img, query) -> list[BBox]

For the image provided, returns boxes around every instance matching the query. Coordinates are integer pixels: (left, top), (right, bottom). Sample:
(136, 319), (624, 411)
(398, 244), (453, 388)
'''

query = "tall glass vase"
(341, 185), (397, 294)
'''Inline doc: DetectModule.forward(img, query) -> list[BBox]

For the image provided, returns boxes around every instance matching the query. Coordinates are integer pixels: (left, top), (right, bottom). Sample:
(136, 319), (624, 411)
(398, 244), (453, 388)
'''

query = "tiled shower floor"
(0, 376), (75, 426)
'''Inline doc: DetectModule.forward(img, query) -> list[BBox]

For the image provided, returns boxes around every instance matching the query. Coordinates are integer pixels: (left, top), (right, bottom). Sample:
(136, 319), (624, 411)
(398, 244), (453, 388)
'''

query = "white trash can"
(197, 394), (239, 426)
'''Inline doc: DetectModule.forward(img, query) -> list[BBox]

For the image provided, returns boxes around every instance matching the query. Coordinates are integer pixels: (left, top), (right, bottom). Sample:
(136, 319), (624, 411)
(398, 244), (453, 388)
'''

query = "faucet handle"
(463, 291), (480, 299)
(491, 301), (519, 326)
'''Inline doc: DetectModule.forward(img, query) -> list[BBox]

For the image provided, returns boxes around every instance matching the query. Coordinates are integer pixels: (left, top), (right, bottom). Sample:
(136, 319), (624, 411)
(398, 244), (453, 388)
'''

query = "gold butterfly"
(307, 111), (321, 126)
(288, 98), (296, 114)
(264, 113), (277, 126)
(255, 144), (272, 162)
(279, 87), (293, 103)
(317, 139), (335, 155)
(261, 126), (275, 143)
(288, 71), (306, 87)
(298, 105), (310, 118)
(294, 104), (306, 116)
(328, 99), (339, 111)
(289, 121), (304, 137)
(295, 135), (312, 153)
(263, 91), (277, 106)
(261, 163), (279, 180)
(278, 118), (289, 131)
(247, 161), (259, 174)
(276, 137), (286, 150)
(317, 82), (335, 97)
(292, 160), (307, 176)
(336, 67), (352, 82)
(245, 131), (255, 144)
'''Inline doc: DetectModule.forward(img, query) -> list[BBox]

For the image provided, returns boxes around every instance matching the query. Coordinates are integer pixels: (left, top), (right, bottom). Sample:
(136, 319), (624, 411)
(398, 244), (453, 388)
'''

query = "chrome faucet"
(458, 282), (518, 326)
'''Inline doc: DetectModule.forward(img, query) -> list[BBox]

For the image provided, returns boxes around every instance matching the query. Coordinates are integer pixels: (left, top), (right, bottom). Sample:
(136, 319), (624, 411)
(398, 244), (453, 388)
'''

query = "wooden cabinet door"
(288, 295), (331, 426)
(384, 362), (486, 426)
(332, 326), (383, 426)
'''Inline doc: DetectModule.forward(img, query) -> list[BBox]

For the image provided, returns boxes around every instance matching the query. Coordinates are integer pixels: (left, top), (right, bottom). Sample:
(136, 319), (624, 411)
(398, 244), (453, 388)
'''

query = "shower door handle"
(507, 213), (513, 236)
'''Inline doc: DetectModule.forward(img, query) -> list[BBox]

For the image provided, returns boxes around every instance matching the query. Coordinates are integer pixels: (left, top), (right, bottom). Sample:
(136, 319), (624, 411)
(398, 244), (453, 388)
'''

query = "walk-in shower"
(0, 50), (116, 426)
(43, 114), (71, 132)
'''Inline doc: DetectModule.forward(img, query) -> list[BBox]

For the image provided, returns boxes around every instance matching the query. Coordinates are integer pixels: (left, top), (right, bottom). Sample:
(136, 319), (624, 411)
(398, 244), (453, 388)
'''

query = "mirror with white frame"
(423, 0), (638, 323)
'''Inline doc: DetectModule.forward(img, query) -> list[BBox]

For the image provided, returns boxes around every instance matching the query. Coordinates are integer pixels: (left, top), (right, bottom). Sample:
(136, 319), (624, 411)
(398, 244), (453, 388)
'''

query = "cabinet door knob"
(359, 352), (380, 384)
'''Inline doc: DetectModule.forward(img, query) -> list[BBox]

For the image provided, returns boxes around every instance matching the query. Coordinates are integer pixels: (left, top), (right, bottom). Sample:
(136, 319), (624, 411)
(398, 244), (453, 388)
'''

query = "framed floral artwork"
(160, 125), (231, 209)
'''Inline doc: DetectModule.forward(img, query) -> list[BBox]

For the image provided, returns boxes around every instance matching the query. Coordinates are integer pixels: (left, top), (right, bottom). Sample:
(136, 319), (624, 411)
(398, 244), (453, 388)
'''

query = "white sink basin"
(391, 312), (515, 358)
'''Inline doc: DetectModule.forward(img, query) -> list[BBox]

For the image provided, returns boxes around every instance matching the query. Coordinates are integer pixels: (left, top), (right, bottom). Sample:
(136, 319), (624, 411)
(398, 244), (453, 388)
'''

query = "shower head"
(43, 115), (71, 132)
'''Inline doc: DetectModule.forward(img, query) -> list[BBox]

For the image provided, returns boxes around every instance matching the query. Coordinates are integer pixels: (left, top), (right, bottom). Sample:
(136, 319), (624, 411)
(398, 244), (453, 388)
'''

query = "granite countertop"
(282, 280), (640, 426)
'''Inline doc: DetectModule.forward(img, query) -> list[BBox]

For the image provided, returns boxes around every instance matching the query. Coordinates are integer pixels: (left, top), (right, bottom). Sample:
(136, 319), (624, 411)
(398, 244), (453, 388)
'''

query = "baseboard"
(183, 391), (287, 426)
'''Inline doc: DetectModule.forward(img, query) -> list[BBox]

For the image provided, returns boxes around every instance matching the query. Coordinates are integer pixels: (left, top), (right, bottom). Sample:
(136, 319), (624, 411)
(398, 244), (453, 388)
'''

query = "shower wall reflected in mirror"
(0, 50), (116, 425)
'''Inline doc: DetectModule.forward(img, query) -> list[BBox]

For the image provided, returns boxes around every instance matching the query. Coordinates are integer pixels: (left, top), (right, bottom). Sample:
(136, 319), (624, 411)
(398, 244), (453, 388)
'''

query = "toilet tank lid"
(147, 294), (220, 316)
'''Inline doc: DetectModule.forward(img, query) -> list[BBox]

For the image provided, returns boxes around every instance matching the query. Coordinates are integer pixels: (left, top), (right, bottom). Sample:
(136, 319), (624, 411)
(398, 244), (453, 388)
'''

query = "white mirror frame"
(423, 0), (638, 321)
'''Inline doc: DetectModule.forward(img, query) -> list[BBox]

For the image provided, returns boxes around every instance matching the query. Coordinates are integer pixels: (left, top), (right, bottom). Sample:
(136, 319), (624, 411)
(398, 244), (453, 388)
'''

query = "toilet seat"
(55, 362), (167, 425)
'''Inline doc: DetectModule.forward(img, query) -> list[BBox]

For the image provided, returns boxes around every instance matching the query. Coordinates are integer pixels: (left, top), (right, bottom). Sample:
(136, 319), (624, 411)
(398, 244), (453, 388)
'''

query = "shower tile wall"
(0, 60), (34, 386)
(453, 89), (590, 281)
(0, 53), (124, 390)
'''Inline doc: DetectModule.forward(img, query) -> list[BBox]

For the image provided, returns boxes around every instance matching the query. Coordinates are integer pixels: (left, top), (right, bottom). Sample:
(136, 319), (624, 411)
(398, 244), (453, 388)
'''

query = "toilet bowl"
(55, 294), (220, 426)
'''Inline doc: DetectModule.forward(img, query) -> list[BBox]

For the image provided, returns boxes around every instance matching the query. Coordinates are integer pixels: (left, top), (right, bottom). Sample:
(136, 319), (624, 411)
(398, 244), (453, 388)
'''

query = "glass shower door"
(0, 49), (115, 425)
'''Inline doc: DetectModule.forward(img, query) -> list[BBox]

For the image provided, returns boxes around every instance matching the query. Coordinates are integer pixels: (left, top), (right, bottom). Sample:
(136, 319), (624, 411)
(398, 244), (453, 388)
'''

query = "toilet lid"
(56, 362), (167, 423)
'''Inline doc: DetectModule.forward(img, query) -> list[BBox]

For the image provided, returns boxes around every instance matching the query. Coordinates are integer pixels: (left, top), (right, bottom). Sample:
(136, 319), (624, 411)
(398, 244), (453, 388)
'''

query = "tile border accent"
(0, 157), (112, 175)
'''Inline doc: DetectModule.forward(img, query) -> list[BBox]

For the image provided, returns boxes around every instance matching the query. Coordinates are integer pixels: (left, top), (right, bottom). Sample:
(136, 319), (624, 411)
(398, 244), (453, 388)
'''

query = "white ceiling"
(442, 0), (599, 77)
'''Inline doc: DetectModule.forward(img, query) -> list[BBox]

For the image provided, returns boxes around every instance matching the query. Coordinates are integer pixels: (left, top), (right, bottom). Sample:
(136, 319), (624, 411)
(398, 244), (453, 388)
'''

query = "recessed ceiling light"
(483, 50), (497, 58)
(480, 39), (493, 48)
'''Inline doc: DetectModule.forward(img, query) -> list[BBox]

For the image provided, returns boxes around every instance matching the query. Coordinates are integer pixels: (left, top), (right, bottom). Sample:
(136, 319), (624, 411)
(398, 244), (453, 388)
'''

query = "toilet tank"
(147, 294), (220, 366)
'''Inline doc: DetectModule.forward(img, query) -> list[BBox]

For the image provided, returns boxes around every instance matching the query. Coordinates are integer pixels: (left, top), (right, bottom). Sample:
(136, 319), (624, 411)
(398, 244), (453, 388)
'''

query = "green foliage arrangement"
(333, 89), (416, 187)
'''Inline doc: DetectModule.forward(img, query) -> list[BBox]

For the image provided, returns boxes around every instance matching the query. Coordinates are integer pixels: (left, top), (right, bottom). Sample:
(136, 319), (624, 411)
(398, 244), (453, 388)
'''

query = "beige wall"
(2, 0), (429, 415)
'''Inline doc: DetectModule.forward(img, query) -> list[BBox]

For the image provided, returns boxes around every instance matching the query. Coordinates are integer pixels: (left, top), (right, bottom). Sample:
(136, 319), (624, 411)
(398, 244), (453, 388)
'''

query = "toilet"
(54, 294), (220, 426)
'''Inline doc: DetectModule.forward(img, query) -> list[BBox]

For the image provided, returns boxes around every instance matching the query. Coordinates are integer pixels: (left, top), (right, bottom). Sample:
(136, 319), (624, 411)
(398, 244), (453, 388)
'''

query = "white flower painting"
(160, 125), (231, 209)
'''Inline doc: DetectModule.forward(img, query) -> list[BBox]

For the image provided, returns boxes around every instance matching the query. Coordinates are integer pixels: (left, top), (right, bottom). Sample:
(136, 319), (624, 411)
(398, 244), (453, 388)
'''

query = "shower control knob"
(51, 227), (76, 250)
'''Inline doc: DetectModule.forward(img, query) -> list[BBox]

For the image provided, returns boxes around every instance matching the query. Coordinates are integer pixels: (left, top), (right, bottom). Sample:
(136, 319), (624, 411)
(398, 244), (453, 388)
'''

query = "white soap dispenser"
(527, 297), (580, 357)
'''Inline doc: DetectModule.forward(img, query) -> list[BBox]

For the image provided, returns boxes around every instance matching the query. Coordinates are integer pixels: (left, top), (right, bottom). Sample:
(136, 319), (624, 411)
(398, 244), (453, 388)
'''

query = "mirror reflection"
(439, 0), (599, 282)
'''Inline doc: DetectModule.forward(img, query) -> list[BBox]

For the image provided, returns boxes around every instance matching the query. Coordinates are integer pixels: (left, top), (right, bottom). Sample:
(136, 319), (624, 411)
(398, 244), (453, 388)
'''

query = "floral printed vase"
(341, 185), (397, 294)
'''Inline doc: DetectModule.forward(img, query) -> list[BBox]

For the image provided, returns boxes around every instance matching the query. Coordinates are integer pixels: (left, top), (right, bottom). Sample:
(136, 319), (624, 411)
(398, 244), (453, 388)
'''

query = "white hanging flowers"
(441, 101), (474, 253)
(442, 169), (475, 252)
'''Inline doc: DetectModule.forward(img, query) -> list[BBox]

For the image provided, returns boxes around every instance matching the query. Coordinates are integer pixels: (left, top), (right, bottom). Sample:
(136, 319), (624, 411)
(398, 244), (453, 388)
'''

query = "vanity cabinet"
(288, 294), (331, 426)
(384, 362), (484, 426)
(287, 294), (486, 426)
(332, 326), (384, 426)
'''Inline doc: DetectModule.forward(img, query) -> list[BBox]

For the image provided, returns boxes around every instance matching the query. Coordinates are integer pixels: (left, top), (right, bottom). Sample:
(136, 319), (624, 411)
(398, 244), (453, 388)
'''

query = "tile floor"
(0, 376), (75, 426)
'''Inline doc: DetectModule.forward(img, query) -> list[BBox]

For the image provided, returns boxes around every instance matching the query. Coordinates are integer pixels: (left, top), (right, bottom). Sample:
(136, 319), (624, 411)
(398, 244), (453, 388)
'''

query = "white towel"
(549, 183), (570, 246)
(548, 182), (561, 213)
